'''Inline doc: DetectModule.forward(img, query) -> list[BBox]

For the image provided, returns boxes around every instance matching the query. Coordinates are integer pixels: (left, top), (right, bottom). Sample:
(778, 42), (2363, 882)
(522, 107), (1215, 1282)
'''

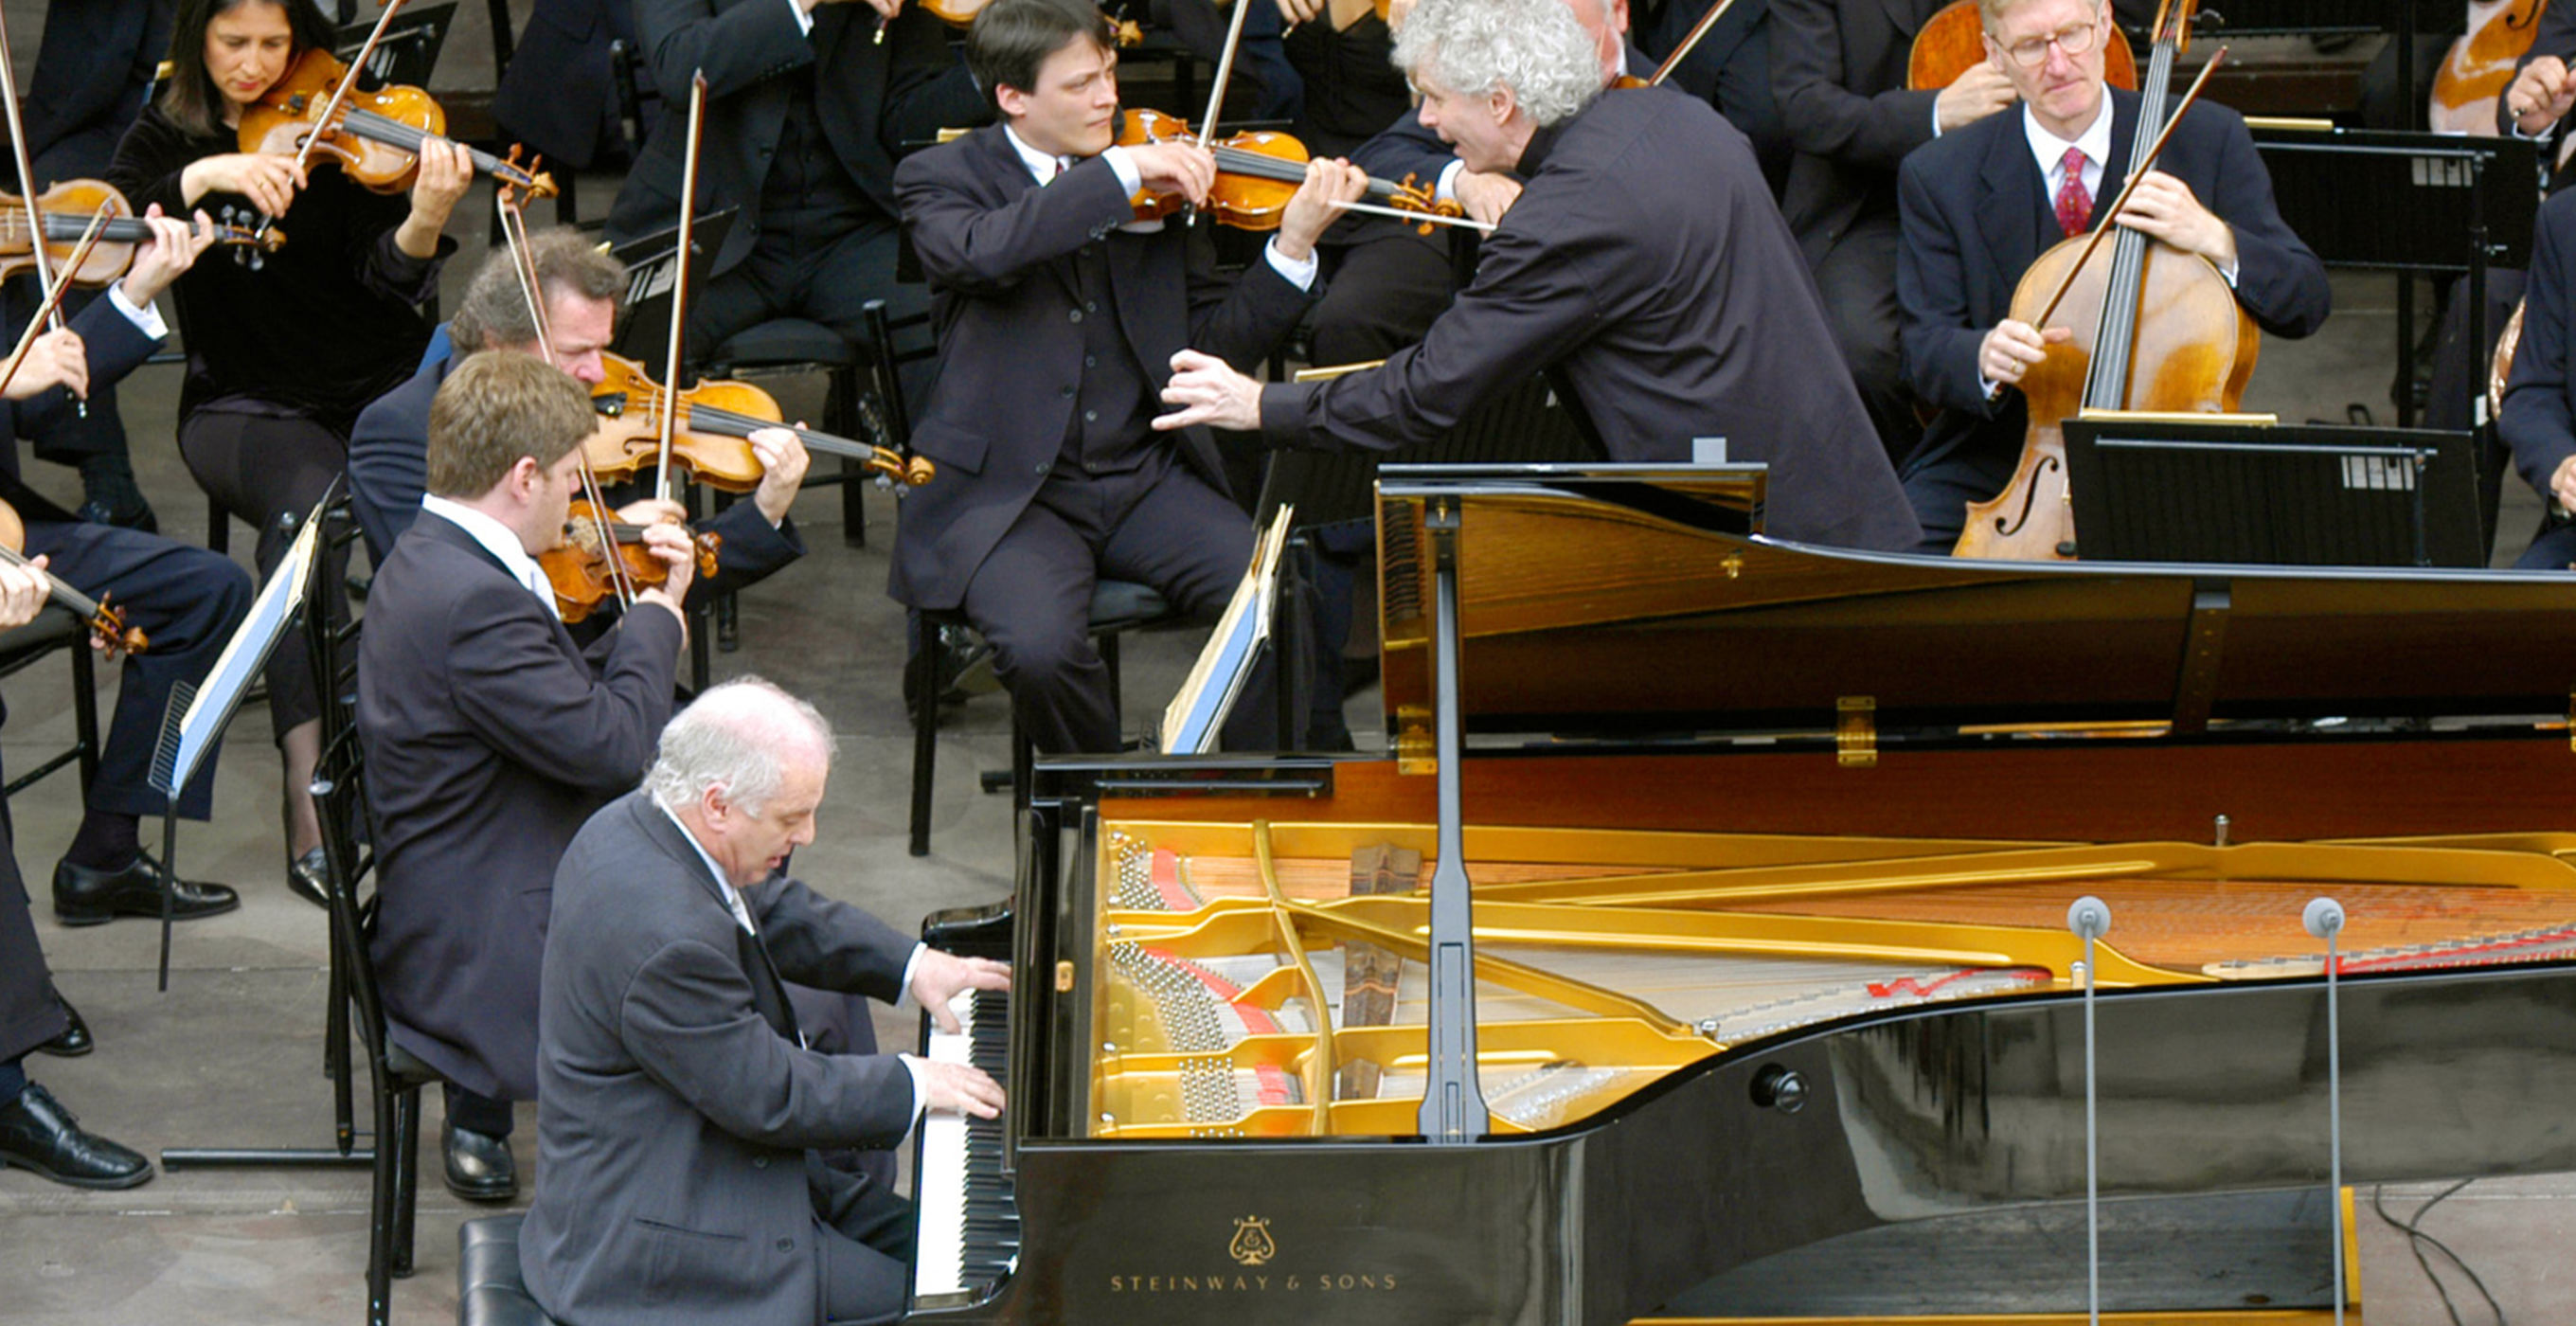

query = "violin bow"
(1647, 0), (1746, 86)
(294, 0), (415, 188)
(0, 9), (82, 418)
(0, 205), (115, 400)
(496, 182), (638, 610)
(2032, 43), (2228, 328)
(1184, 0), (1261, 227)
(657, 72), (710, 505)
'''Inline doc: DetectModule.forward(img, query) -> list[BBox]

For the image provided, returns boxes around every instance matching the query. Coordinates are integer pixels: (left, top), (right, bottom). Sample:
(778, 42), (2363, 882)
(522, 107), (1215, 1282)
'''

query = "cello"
(1955, 0), (2251, 561)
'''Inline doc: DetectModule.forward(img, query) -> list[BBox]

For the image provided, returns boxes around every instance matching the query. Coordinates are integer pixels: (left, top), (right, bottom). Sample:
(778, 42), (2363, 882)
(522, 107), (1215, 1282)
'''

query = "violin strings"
(342, 108), (525, 184)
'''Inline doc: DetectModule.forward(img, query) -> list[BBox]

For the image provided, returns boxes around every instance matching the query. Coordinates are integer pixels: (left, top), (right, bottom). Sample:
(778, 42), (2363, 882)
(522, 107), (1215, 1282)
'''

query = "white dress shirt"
(419, 496), (562, 619)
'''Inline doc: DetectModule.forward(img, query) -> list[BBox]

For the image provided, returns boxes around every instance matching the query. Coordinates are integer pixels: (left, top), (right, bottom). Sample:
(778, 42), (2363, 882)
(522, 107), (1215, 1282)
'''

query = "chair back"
(300, 494), (401, 1077)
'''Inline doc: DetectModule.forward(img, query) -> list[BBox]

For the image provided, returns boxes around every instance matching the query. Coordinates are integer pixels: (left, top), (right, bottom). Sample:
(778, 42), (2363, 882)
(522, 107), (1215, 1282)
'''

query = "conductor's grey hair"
(645, 677), (837, 817)
(1393, 0), (1604, 129)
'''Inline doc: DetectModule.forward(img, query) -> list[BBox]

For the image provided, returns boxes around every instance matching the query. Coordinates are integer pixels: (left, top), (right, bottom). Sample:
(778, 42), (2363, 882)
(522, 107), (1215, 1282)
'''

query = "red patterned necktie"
(2053, 146), (2092, 238)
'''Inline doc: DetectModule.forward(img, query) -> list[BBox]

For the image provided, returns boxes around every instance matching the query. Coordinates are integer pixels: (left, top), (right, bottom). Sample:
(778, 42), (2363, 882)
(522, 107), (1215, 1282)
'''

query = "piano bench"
(456, 1215), (563, 1326)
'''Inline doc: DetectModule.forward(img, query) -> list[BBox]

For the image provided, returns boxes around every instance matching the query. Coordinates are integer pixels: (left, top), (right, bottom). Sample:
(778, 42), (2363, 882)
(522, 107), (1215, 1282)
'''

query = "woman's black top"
(1282, 13), (1411, 161)
(107, 101), (454, 435)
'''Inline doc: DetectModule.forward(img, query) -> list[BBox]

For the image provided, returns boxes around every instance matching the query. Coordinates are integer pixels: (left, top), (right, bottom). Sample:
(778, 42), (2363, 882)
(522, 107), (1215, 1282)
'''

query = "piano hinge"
(2172, 582), (2232, 735)
(1722, 551), (1744, 580)
(1396, 705), (1436, 776)
(1055, 959), (1076, 993)
(1835, 695), (1877, 768)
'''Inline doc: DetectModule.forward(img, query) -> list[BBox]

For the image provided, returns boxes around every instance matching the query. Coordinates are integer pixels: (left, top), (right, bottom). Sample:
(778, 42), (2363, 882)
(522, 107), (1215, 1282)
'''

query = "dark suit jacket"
(357, 513), (685, 1100)
(15, 0), (173, 185)
(608, 0), (987, 275)
(1263, 87), (1923, 553)
(520, 791), (918, 1326)
(1896, 90), (2333, 471)
(1770, 0), (1945, 268)
(492, 0), (640, 170)
(345, 349), (805, 598)
(889, 123), (1318, 609)
(2501, 188), (2576, 500)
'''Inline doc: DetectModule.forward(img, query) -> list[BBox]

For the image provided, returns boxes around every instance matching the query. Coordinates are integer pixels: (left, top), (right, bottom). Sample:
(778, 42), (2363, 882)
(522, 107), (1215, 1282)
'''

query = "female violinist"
(105, 0), (473, 900)
(1890, 0), (2330, 554)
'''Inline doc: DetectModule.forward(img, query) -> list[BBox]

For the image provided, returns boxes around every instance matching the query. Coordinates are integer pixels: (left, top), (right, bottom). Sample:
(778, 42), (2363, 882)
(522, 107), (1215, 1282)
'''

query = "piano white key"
(913, 991), (978, 1297)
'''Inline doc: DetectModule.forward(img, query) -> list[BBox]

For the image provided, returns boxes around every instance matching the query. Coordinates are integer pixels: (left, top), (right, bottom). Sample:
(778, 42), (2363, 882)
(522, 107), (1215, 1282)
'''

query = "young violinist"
(1889, 0), (2328, 551)
(356, 350), (694, 1204)
(104, 0), (474, 899)
(1158, 0), (1922, 552)
(1, 207), (258, 1192)
(892, 0), (1365, 758)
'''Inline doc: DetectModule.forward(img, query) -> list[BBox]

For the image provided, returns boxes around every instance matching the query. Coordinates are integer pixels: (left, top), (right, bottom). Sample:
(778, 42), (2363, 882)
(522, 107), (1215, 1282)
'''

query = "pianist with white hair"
(519, 676), (1009, 1326)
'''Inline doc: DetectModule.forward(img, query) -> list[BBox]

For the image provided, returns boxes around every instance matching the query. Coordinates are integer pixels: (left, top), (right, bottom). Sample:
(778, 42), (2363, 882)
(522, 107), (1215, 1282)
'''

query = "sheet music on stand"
(1161, 505), (1295, 755)
(144, 493), (328, 989)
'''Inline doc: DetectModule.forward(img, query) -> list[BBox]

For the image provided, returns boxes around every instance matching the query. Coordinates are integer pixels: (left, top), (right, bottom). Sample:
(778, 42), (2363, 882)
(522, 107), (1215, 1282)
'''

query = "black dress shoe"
(72, 496), (158, 534)
(442, 1121), (517, 1202)
(0, 1084), (152, 1190)
(34, 988), (91, 1057)
(286, 847), (331, 910)
(52, 857), (241, 927)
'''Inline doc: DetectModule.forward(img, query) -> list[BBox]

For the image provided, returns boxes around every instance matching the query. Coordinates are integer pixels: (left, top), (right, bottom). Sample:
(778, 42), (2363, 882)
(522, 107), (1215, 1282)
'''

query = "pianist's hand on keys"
(912, 950), (1011, 1118)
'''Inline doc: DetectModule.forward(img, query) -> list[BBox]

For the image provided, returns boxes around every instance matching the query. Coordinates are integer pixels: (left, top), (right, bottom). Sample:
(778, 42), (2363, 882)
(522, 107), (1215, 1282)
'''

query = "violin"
(0, 181), (282, 287)
(0, 498), (146, 657)
(238, 47), (558, 199)
(540, 499), (723, 624)
(1116, 108), (1463, 232)
(2428, 0), (2547, 134)
(1907, 0), (2139, 92)
(1956, 2), (2245, 562)
(583, 352), (934, 493)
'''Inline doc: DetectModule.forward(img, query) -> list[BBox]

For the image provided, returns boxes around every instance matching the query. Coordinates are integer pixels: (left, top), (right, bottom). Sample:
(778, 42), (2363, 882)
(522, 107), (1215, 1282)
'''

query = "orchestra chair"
(305, 503), (444, 1326)
(0, 606), (102, 811)
(456, 1214), (563, 1326)
(881, 292), (1176, 855)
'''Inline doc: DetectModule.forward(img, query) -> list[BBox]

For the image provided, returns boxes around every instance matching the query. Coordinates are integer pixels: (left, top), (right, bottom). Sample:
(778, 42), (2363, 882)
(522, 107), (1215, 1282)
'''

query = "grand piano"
(910, 464), (2576, 1324)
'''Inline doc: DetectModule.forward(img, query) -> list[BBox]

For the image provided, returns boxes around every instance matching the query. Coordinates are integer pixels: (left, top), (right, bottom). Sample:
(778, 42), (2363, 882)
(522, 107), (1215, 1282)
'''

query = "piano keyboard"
(912, 987), (1016, 1304)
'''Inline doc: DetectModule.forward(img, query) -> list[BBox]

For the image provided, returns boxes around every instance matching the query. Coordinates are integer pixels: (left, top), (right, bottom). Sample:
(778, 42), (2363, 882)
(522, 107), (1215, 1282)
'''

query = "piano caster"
(1749, 1065), (1807, 1114)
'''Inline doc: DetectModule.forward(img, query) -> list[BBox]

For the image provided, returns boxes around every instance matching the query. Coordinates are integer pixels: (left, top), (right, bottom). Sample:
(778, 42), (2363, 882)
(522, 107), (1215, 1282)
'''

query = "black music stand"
(2250, 125), (2540, 429)
(2064, 417), (2484, 565)
(334, 2), (456, 89)
(607, 209), (738, 378)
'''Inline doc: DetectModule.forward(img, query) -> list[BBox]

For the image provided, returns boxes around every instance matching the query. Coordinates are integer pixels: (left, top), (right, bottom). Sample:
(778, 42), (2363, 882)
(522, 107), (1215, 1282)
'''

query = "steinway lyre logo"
(1228, 1215), (1278, 1266)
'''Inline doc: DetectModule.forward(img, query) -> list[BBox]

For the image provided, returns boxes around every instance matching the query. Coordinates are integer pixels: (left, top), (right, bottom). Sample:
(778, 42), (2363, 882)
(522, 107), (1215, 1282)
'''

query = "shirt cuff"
(1931, 99), (1944, 138)
(1434, 159), (1465, 203)
(106, 281), (169, 341)
(787, 0), (814, 35)
(1264, 239), (1320, 291)
(1100, 146), (1143, 197)
(899, 941), (926, 1007)
(897, 1052), (930, 1126)
(2218, 256), (2240, 288)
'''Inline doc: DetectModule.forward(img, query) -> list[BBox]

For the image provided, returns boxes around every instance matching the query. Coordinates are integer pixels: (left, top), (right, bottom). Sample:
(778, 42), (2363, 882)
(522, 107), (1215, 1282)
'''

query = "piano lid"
(1374, 464), (2576, 741)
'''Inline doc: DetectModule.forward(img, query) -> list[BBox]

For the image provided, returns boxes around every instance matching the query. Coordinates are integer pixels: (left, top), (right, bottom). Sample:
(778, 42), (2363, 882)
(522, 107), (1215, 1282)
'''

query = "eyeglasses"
(1997, 18), (2102, 66)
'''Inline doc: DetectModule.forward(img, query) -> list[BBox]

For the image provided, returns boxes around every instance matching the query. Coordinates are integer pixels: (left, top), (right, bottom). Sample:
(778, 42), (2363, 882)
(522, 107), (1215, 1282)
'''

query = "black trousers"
(959, 454), (1263, 755)
(1310, 222), (1457, 367)
(816, 1152), (917, 1326)
(0, 784), (65, 1064)
(1812, 213), (1922, 467)
(23, 519), (252, 819)
(176, 403), (349, 734)
(1900, 434), (2019, 555)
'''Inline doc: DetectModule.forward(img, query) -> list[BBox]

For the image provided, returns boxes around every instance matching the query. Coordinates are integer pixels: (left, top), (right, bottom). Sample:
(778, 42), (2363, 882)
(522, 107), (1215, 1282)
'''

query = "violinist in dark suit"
(1161, 0), (1923, 553)
(1771, 0), (2017, 463)
(358, 351), (696, 1204)
(1893, 0), (2329, 551)
(492, 0), (645, 179)
(890, 0), (1363, 756)
(521, 678), (1007, 1326)
(2497, 188), (2576, 567)
(609, 0), (991, 353)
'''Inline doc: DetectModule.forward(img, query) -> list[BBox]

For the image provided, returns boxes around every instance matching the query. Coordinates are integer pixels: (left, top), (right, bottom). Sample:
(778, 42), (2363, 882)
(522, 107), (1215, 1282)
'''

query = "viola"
(0, 181), (281, 287)
(540, 500), (723, 624)
(2428, 0), (2548, 134)
(1907, 0), (2139, 92)
(584, 352), (935, 493)
(1115, 107), (1462, 232)
(1956, 3), (2244, 562)
(238, 47), (557, 198)
(0, 498), (146, 657)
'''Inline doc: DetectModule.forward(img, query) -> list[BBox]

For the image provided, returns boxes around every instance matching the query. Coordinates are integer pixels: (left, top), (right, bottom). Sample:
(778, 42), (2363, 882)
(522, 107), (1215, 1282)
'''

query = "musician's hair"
(647, 676), (838, 819)
(969, 0), (1118, 115)
(424, 350), (593, 499)
(163, 0), (341, 139)
(450, 231), (628, 354)
(1977, 0), (2106, 37)
(1394, 0), (1604, 129)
